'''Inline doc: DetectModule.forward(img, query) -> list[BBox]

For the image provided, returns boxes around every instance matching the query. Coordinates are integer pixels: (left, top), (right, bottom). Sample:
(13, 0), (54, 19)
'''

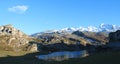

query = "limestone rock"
(28, 43), (38, 52)
(0, 24), (38, 52)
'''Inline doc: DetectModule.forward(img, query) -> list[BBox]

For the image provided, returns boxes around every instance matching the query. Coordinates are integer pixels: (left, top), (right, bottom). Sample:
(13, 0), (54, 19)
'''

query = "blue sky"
(0, 0), (120, 35)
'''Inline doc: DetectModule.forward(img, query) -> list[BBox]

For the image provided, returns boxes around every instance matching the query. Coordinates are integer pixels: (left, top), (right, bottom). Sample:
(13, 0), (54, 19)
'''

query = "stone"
(29, 44), (38, 52)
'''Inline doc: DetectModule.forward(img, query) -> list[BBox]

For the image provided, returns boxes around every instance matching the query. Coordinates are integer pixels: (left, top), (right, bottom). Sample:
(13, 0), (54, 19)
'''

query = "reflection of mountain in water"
(37, 50), (89, 61)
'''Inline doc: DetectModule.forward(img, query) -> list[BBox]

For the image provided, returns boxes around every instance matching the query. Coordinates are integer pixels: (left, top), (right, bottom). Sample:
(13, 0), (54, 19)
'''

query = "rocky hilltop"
(98, 30), (120, 52)
(0, 24), (25, 36)
(0, 24), (38, 52)
(106, 30), (120, 49)
(109, 30), (120, 42)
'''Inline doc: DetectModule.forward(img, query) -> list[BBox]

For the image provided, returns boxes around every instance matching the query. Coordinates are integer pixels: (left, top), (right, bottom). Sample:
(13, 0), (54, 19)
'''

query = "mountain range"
(31, 24), (120, 51)
(62, 23), (120, 32)
(32, 23), (120, 36)
(0, 24), (120, 52)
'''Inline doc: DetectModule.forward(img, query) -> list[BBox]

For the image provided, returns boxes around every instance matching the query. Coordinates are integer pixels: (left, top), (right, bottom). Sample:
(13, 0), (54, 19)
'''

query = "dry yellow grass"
(0, 51), (33, 57)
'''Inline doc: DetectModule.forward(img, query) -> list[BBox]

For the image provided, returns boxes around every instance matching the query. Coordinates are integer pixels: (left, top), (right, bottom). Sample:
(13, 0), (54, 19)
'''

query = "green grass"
(0, 51), (120, 64)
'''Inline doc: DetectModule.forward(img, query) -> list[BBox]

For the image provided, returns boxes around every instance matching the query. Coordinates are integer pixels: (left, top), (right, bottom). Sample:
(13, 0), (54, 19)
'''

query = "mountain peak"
(0, 24), (25, 37)
(99, 23), (120, 32)
(4, 24), (13, 27)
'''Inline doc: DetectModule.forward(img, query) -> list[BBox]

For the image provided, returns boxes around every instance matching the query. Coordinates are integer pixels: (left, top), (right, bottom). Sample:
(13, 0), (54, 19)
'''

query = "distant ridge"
(32, 24), (120, 36)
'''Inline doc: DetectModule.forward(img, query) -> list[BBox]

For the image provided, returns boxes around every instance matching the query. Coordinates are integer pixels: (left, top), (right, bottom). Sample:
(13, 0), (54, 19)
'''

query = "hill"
(0, 24), (38, 52)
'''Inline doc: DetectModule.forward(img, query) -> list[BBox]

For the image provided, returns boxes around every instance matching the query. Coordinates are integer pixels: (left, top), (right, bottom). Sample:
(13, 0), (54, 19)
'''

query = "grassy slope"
(0, 51), (120, 64)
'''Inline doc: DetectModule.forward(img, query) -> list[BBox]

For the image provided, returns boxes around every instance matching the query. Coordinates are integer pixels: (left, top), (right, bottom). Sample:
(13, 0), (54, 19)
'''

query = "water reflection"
(37, 50), (89, 61)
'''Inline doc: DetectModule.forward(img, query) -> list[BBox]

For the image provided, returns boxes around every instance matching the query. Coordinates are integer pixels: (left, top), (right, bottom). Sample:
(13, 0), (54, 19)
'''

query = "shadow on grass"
(0, 52), (56, 64)
(0, 51), (120, 64)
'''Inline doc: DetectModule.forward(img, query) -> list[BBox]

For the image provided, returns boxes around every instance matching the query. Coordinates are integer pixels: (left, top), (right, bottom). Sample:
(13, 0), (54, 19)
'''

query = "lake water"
(37, 50), (89, 61)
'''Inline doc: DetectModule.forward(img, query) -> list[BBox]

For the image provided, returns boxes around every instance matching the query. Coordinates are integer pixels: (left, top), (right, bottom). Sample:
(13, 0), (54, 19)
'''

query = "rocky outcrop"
(109, 30), (120, 42)
(0, 24), (24, 36)
(72, 31), (108, 45)
(0, 24), (38, 52)
(72, 31), (85, 37)
(100, 30), (120, 51)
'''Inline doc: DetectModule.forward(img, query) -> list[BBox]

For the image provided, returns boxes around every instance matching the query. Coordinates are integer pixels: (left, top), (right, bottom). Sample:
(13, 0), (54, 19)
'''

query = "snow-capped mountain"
(32, 24), (120, 36)
(99, 23), (120, 32)
(61, 27), (77, 32)
(61, 23), (120, 32)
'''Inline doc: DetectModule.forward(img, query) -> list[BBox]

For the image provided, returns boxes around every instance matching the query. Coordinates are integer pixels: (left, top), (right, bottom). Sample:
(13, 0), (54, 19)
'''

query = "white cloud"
(8, 5), (28, 14)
